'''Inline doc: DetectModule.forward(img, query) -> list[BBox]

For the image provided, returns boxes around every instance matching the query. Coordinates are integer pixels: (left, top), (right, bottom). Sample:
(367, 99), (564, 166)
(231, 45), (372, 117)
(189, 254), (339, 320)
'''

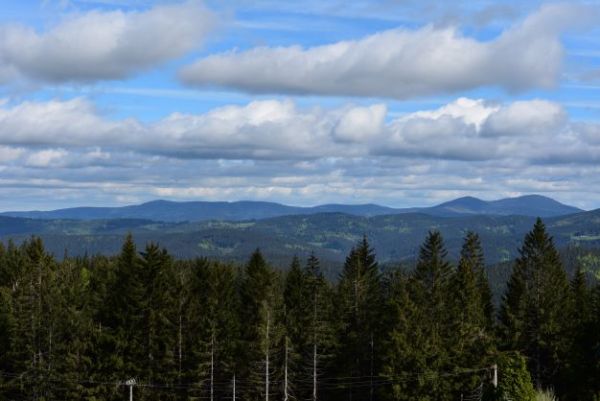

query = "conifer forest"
(0, 218), (597, 401)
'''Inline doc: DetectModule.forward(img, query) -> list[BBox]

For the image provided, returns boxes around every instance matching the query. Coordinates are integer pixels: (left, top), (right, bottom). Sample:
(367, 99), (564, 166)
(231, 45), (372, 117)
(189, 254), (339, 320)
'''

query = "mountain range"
(1, 194), (583, 222)
(0, 195), (596, 269)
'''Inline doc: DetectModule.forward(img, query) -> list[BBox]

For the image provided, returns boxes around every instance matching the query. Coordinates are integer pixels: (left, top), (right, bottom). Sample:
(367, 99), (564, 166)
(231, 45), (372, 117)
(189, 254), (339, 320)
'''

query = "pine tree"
(449, 232), (494, 396)
(335, 236), (382, 401)
(239, 249), (284, 401)
(283, 254), (335, 401)
(6, 237), (58, 400)
(0, 286), (15, 398)
(590, 283), (600, 398)
(187, 259), (240, 401)
(283, 256), (308, 401)
(47, 258), (96, 400)
(564, 266), (594, 400)
(138, 242), (177, 400)
(499, 218), (571, 393)
(410, 231), (454, 399)
(304, 253), (336, 401)
(96, 234), (145, 400)
(380, 269), (420, 401)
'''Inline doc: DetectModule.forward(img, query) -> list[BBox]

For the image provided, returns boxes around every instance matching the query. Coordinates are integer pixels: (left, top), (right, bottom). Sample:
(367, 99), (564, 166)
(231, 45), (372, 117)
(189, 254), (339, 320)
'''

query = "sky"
(0, 0), (599, 210)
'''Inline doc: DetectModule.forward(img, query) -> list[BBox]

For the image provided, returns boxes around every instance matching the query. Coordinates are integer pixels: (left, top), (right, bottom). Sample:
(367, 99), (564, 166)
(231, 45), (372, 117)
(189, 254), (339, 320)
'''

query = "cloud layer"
(0, 1), (213, 83)
(0, 95), (599, 210)
(0, 96), (592, 163)
(180, 3), (589, 99)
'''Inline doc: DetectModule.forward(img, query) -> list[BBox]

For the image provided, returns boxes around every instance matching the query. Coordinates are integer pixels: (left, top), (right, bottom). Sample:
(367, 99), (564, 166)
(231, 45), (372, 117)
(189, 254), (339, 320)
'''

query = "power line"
(0, 365), (495, 391)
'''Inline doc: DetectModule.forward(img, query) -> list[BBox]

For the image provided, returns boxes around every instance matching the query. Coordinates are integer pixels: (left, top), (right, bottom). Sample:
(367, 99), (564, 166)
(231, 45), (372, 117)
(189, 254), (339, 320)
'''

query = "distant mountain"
(424, 195), (583, 217)
(1, 195), (583, 222)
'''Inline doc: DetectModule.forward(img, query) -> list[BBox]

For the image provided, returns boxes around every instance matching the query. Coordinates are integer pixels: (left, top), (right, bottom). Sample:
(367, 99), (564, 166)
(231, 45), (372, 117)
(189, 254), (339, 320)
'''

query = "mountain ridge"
(1, 194), (583, 222)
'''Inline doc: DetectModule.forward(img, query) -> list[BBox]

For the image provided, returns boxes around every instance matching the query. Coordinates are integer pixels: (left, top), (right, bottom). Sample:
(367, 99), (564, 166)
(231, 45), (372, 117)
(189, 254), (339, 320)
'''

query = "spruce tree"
(283, 256), (308, 401)
(283, 253), (335, 401)
(187, 259), (240, 401)
(239, 249), (284, 401)
(449, 232), (494, 396)
(499, 218), (571, 393)
(380, 269), (420, 401)
(590, 284), (600, 398)
(138, 242), (177, 400)
(335, 236), (382, 401)
(5, 238), (58, 400)
(410, 231), (454, 399)
(564, 266), (594, 400)
(304, 253), (336, 401)
(97, 234), (145, 400)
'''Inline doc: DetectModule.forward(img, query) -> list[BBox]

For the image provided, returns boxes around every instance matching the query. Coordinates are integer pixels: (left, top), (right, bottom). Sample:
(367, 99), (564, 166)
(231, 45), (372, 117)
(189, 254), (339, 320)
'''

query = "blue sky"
(0, 0), (599, 210)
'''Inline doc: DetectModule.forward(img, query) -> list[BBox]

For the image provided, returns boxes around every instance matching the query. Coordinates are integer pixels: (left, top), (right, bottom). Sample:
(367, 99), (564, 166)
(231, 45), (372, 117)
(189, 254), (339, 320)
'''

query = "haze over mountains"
(1, 194), (583, 222)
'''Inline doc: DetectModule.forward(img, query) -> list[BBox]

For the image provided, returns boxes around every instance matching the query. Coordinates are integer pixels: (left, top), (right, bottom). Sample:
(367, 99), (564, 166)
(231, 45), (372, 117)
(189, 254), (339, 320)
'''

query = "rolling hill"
(0, 207), (596, 270)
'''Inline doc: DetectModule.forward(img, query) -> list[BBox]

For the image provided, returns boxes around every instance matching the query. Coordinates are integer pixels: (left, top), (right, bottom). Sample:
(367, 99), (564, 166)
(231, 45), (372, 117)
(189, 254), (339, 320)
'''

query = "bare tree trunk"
(370, 332), (374, 401)
(313, 342), (318, 401)
(178, 313), (183, 382)
(211, 331), (215, 401)
(313, 290), (318, 401)
(284, 336), (289, 401)
(265, 309), (270, 401)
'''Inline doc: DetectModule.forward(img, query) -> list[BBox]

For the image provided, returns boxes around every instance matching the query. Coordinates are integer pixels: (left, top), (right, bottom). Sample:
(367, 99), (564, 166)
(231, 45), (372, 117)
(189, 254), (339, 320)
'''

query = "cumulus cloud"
(333, 104), (387, 143)
(180, 3), (592, 98)
(482, 100), (566, 137)
(26, 148), (69, 168)
(0, 96), (597, 167)
(0, 1), (214, 83)
(0, 98), (139, 146)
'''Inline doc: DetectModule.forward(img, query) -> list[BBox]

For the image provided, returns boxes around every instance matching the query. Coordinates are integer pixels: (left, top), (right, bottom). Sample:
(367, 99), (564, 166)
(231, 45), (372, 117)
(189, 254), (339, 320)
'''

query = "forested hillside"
(0, 219), (598, 400)
(2, 208), (600, 271)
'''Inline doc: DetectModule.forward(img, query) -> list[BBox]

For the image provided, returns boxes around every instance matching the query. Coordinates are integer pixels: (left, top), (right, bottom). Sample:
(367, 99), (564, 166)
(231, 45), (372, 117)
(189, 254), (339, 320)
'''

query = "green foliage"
(335, 236), (383, 401)
(448, 232), (495, 396)
(535, 388), (558, 401)
(239, 249), (285, 401)
(499, 218), (571, 393)
(6, 208), (600, 274)
(486, 352), (536, 401)
(0, 220), (597, 400)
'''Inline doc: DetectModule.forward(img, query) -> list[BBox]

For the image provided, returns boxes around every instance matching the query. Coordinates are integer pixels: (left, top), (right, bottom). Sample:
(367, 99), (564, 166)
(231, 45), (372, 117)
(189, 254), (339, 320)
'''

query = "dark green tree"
(564, 266), (595, 400)
(187, 259), (240, 401)
(283, 256), (308, 401)
(449, 232), (495, 395)
(499, 218), (571, 393)
(485, 352), (536, 401)
(335, 236), (382, 401)
(410, 231), (454, 399)
(380, 269), (420, 401)
(239, 249), (284, 401)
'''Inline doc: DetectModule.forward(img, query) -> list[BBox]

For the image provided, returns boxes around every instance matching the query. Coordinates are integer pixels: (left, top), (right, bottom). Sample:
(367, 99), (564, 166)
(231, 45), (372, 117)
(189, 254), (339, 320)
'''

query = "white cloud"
(26, 148), (69, 167)
(405, 98), (497, 129)
(0, 96), (598, 165)
(0, 1), (214, 83)
(0, 146), (25, 163)
(333, 104), (387, 143)
(0, 98), (134, 146)
(180, 3), (592, 99)
(482, 100), (566, 137)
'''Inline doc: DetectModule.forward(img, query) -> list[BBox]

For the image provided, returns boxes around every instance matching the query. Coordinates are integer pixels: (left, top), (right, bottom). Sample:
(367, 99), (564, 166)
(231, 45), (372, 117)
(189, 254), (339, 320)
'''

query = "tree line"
(0, 218), (598, 400)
